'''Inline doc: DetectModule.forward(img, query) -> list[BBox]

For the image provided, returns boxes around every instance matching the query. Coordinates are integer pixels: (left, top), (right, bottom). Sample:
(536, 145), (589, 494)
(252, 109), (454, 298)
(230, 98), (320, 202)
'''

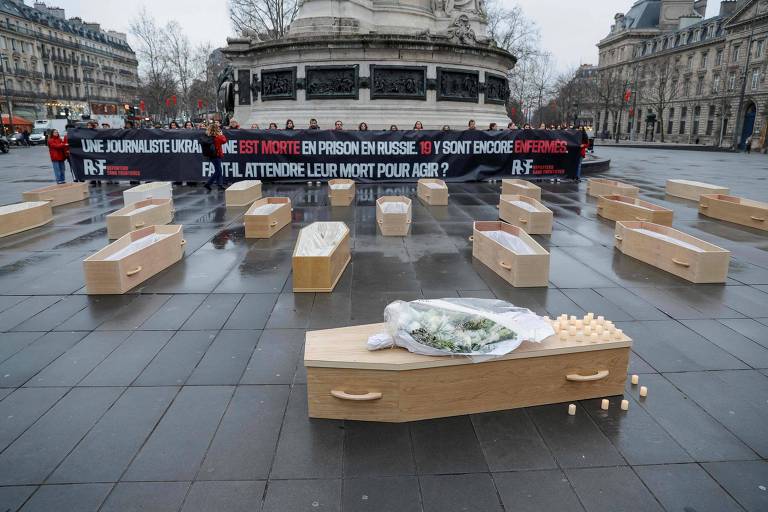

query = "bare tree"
(164, 21), (195, 118)
(229, 0), (299, 40)
(189, 45), (225, 117)
(645, 56), (682, 142)
(530, 53), (555, 126)
(595, 67), (625, 139)
(130, 8), (177, 121)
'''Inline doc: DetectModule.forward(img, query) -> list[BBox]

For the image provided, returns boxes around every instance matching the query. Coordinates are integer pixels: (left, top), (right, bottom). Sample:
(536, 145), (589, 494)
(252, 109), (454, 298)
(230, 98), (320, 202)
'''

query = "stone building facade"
(596, 0), (767, 151)
(0, 0), (138, 125)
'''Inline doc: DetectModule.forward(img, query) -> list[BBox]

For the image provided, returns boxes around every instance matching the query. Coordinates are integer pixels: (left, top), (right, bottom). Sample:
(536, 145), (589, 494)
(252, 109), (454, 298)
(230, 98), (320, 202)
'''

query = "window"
(636, 109), (642, 133)
(680, 107), (687, 134)
(713, 74), (721, 93)
(732, 44), (741, 62)
(693, 106), (701, 135)
(752, 69), (760, 90)
(668, 108), (675, 134)
(706, 118), (714, 135)
(716, 49), (723, 65)
(754, 40), (764, 58)
(683, 79), (691, 97)
(728, 73), (736, 91)
(687, 55), (693, 70)
(701, 52), (709, 68)
(696, 78), (704, 95)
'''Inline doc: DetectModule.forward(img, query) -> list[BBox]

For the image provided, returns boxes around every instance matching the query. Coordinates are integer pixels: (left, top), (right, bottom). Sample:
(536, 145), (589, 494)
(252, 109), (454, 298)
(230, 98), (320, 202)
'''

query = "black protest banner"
(67, 128), (582, 182)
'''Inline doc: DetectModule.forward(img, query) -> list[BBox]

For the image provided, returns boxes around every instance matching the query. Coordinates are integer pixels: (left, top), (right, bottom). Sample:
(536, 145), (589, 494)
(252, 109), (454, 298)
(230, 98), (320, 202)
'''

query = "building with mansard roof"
(596, 0), (767, 151)
(0, 0), (138, 128)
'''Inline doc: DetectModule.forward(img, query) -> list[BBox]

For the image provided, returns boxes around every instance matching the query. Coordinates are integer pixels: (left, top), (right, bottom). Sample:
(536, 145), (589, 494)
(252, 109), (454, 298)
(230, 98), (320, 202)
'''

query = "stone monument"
(221, 0), (516, 129)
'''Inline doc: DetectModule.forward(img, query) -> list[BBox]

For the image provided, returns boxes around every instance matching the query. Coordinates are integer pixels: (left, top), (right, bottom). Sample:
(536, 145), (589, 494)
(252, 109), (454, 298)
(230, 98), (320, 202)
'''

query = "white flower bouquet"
(367, 298), (554, 361)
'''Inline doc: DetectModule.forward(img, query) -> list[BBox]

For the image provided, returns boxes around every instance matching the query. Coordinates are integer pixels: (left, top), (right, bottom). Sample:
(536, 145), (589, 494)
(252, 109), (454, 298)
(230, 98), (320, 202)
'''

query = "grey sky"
(45, 0), (724, 71)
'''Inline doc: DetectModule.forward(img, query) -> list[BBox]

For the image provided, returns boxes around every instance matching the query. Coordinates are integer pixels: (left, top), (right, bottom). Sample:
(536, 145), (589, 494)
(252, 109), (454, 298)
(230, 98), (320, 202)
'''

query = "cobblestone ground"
(0, 145), (766, 512)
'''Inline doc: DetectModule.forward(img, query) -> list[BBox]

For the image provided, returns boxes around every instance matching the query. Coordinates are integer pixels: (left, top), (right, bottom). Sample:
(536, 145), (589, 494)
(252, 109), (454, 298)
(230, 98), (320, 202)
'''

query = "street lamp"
(0, 54), (15, 136)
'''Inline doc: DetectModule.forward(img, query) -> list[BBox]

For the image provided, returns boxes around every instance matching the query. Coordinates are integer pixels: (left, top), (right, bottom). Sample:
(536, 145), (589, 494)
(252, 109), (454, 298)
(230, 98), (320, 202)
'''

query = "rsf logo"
(83, 159), (106, 175)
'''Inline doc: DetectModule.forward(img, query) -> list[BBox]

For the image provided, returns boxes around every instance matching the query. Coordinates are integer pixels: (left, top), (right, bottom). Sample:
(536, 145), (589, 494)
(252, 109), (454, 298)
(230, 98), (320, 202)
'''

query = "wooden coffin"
(22, 182), (89, 207)
(699, 194), (768, 231)
(587, 178), (639, 198)
(417, 179), (449, 205)
(596, 194), (673, 226)
(225, 180), (262, 207)
(244, 197), (292, 239)
(292, 222), (351, 293)
(614, 221), (730, 283)
(83, 225), (185, 294)
(376, 196), (412, 236)
(665, 179), (729, 201)
(501, 179), (542, 200)
(471, 221), (549, 287)
(106, 198), (174, 240)
(499, 194), (553, 234)
(305, 320), (631, 422)
(123, 182), (172, 206)
(0, 201), (53, 238)
(328, 179), (356, 206)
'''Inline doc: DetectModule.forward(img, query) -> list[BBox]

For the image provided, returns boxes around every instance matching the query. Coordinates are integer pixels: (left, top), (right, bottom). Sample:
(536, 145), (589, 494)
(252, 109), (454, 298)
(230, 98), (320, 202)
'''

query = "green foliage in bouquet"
(408, 313), (516, 354)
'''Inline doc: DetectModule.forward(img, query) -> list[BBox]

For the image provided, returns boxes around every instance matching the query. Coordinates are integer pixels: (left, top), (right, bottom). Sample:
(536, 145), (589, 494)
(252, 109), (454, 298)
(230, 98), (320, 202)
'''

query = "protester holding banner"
(358, 122), (369, 131)
(47, 129), (69, 184)
(202, 123), (228, 191)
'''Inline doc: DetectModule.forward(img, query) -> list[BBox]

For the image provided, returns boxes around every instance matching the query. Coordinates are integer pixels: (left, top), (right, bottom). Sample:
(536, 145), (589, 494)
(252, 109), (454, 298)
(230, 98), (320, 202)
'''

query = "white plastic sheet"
(509, 200), (540, 212)
(129, 182), (171, 192)
(380, 202), (409, 214)
(330, 183), (352, 190)
(105, 233), (172, 260)
(367, 298), (554, 361)
(0, 202), (47, 214)
(423, 182), (445, 190)
(480, 230), (535, 255)
(249, 203), (283, 215)
(295, 222), (346, 256)
(634, 228), (704, 252)
(129, 204), (160, 215)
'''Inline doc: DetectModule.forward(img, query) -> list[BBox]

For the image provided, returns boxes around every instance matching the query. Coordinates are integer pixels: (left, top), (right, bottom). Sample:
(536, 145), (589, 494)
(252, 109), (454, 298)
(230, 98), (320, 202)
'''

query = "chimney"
(694, 0), (707, 16)
(660, 0), (696, 29)
(719, 0), (740, 17)
(84, 22), (101, 32)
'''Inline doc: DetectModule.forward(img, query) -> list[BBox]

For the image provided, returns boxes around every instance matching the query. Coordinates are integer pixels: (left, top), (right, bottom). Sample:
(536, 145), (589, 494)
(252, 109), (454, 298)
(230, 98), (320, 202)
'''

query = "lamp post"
(0, 54), (15, 136)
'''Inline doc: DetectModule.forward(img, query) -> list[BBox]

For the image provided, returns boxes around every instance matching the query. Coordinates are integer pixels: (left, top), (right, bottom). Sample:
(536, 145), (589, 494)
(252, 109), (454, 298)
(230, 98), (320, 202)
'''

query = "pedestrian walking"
(745, 135), (752, 154)
(47, 129), (68, 184)
(201, 123), (227, 191)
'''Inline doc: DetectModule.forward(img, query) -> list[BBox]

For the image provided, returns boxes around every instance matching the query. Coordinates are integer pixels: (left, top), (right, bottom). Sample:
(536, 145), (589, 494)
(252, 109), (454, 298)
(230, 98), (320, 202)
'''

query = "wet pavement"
(0, 146), (767, 511)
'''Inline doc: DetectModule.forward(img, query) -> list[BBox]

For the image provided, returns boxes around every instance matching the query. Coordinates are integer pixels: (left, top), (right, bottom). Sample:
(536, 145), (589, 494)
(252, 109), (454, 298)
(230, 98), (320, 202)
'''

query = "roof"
(623, 0), (662, 29)
(1, 114), (34, 126)
(0, 0), (133, 53)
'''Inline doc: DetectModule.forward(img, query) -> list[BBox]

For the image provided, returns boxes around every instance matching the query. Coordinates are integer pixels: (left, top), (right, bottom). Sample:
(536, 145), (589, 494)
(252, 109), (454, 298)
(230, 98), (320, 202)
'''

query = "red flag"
(165, 98), (171, 108)
(510, 107), (517, 116)
(629, 107), (635, 117)
(197, 99), (203, 109)
(171, 95), (177, 105)
(139, 100), (145, 112)
(624, 89), (632, 102)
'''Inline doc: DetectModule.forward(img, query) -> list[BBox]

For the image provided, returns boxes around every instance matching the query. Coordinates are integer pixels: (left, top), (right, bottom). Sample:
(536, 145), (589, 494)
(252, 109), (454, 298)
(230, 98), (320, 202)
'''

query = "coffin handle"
(614, 235), (623, 241)
(519, 218), (528, 224)
(270, 221), (278, 227)
(331, 390), (382, 401)
(133, 222), (145, 228)
(42, 197), (55, 201)
(180, 239), (187, 246)
(750, 216), (765, 222)
(634, 216), (648, 221)
(468, 236), (474, 242)
(499, 261), (512, 271)
(126, 266), (142, 276)
(378, 219), (383, 224)
(672, 258), (691, 267)
(566, 370), (609, 382)
(700, 204), (709, 209)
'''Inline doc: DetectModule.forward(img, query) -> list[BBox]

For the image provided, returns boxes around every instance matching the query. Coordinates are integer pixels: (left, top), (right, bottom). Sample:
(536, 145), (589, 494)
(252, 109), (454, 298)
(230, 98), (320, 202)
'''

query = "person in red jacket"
(204, 123), (228, 190)
(47, 129), (68, 184)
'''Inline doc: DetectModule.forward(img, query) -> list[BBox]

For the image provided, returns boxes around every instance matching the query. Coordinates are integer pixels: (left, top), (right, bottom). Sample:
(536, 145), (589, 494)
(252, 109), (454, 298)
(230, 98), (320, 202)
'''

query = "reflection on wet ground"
(0, 146), (766, 511)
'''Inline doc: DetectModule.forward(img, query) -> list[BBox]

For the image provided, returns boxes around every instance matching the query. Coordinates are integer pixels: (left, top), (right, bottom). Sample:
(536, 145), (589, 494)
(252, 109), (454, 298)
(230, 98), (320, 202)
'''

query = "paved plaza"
(0, 146), (767, 511)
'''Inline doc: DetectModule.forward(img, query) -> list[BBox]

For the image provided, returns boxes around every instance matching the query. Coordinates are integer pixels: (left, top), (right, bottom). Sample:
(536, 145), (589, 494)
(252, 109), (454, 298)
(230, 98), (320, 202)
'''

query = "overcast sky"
(46, 0), (723, 71)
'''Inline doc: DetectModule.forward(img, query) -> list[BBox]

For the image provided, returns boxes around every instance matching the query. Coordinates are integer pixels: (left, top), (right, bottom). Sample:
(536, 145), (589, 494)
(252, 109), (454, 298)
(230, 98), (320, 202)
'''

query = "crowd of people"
(46, 117), (591, 187)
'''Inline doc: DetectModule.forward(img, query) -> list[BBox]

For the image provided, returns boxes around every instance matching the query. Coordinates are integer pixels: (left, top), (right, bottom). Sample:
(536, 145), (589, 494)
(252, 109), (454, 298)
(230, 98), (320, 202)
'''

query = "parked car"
(9, 132), (24, 145)
(0, 135), (9, 153)
(29, 128), (47, 145)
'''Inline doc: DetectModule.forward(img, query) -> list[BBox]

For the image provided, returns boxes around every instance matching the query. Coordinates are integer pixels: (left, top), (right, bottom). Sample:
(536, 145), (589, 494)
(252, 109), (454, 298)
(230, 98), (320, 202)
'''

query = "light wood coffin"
(499, 194), (553, 234)
(596, 194), (674, 226)
(614, 221), (730, 283)
(587, 178), (639, 198)
(83, 225), (185, 294)
(328, 179), (356, 206)
(244, 197), (292, 239)
(292, 222), (351, 293)
(665, 179), (729, 201)
(106, 198), (174, 240)
(417, 179), (449, 205)
(501, 179), (542, 200)
(122, 182), (172, 206)
(471, 221), (549, 287)
(0, 201), (53, 238)
(376, 196), (412, 236)
(699, 194), (768, 231)
(22, 182), (89, 207)
(225, 180), (262, 207)
(305, 322), (631, 422)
